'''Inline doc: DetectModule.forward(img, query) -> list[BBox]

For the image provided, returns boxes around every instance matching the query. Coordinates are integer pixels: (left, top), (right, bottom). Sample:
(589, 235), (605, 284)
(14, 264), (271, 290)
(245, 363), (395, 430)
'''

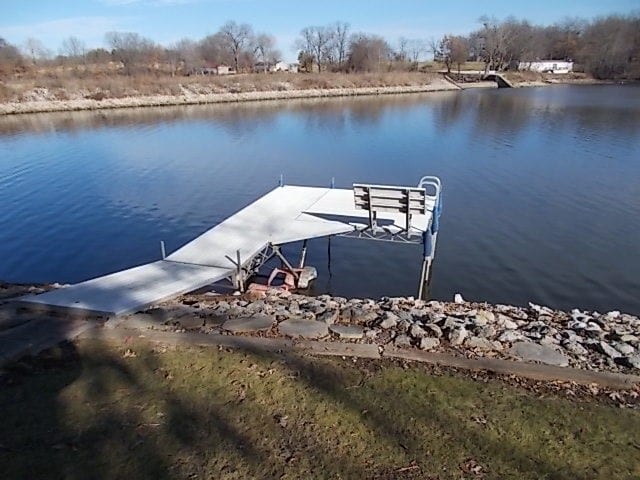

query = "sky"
(1, 0), (638, 62)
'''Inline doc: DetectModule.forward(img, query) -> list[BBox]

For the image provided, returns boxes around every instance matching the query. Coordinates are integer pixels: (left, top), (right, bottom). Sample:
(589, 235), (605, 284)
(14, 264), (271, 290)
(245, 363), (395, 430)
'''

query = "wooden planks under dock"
(19, 183), (439, 316)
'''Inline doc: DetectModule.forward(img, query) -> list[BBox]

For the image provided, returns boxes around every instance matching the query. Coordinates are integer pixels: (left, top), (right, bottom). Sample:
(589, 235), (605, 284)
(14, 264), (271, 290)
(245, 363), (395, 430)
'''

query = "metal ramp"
(19, 177), (442, 316)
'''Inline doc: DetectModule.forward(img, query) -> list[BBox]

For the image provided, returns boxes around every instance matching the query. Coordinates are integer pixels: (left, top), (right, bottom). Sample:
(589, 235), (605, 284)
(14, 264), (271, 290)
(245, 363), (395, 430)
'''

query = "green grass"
(1, 339), (639, 479)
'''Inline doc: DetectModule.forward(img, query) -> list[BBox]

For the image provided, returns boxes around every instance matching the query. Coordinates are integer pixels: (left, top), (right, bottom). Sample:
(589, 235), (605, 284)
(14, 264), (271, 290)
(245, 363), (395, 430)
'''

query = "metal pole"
(418, 257), (428, 300)
(331, 177), (335, 189)
(298, 240), (308, 268)
(327, 236), (332, 277)
(272, 245), (299, 279)
(236, 249), (244, 292)
(279, 173), (284, 187)
(160, 241), (166, 260)
(418, 257), (433, 301)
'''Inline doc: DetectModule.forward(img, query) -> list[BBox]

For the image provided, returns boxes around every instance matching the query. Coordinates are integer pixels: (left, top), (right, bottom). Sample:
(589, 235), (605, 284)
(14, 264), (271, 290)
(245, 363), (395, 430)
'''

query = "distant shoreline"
(0, 76), (615, 117)
(0, 83), (459, 116)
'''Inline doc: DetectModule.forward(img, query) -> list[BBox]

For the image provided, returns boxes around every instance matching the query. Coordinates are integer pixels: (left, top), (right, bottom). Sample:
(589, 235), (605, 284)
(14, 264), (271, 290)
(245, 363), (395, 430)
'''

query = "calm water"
(1, 85), (639, 313)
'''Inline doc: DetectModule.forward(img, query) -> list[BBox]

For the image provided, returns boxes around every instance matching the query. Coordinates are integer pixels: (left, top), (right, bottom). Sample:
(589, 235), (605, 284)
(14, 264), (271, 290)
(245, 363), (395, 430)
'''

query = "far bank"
(0, 71), (610, 116)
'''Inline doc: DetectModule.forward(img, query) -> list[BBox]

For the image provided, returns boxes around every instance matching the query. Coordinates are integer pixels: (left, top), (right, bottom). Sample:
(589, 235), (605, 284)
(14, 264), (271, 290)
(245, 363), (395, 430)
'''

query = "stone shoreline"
(118, 288), (640, 376)
(0, 83), (459, 116)
(0, 76), (612, 117)
(2, 282), (640, 393)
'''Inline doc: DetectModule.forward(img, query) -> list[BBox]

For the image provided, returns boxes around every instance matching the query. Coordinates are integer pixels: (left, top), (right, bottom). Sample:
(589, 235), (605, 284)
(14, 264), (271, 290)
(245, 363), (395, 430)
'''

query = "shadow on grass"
(1, 337), (638, 479)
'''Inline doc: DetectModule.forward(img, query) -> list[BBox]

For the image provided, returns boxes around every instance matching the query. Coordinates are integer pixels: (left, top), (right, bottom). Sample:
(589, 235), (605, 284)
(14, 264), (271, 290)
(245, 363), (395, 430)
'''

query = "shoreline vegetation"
(0, 71), (612, 116)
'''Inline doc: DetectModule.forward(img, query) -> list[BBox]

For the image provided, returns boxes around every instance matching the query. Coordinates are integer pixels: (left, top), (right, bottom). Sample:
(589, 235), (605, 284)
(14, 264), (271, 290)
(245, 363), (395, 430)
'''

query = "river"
(1, 84), (639, 313)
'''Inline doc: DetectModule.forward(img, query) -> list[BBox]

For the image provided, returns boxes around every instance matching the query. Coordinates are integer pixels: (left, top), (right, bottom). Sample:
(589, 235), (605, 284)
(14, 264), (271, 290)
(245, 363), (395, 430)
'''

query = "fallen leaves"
(122, 349), (137, 358)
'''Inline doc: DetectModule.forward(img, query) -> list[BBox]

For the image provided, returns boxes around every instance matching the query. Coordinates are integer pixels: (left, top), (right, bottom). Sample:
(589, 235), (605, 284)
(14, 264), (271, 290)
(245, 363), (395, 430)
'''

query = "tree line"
(0, 13), (638, 79)
(439, 14), (640, 79)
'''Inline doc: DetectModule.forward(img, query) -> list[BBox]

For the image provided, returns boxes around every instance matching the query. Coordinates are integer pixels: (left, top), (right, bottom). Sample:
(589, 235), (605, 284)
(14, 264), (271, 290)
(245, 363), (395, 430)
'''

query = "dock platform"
(19, 178), (442, 316)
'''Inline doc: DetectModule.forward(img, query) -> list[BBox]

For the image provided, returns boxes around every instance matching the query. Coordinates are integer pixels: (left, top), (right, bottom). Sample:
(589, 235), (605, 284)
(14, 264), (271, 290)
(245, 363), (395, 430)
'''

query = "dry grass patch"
(0, 71), (436, 103)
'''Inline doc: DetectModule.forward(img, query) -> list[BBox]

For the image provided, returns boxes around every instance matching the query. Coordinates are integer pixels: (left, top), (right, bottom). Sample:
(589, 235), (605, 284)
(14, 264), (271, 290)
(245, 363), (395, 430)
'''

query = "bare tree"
(348, 33), (391, 72)
(60, 36), (86, 61)
(579, 14), (640, 79)
(476, 16), (511, 73)
(219, 20), (254, 72)
(297, 50), (314, 72)
(23, 38), (50, 64)
(397, 37), (409, 62)
(331, 22), (350, 70)
(105, 31), (157, 75)
(166, 38), (199, 76)
(297, 26), (334, 72)
(0, 37), (24, 74)
(408, 39), (426, 64)
(199, 32), (230, 66)
(254, 33), (279, 73)
(448, 36), (468, 74)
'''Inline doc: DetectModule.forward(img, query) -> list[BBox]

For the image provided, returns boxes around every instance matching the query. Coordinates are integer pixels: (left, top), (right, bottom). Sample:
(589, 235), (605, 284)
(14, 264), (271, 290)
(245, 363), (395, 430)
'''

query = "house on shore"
(191, 64), (235, 76)
(518, 60), (574, 74)
(252, 61), (300, 73)
(272, 61), (290, 72)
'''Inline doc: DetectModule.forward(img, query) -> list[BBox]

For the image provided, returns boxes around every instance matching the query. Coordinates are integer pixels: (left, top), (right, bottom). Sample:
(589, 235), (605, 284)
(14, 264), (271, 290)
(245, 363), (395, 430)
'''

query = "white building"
(518, 60), (573, 74)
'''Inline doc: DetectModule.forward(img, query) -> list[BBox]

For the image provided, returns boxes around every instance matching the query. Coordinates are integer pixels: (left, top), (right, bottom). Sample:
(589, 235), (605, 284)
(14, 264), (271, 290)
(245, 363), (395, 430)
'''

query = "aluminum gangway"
(19, 177), (442, 316)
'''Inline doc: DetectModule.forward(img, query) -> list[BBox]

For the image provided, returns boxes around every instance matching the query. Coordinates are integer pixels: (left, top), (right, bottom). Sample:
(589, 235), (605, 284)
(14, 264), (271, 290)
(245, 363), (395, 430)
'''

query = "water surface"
(1, 85), (639, 313)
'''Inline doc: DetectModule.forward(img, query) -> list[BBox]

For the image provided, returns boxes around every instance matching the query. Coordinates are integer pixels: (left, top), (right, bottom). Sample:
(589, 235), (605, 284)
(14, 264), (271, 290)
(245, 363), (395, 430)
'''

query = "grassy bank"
(1, 339), (638, 479)
(0, 72), (438, 103)
(0, 71), (458, 115)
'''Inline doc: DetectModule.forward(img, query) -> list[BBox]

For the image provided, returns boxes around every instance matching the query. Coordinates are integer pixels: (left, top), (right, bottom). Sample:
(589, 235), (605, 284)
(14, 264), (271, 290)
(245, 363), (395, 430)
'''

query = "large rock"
(562, 341), (588, 356)
(222, 314), (274, 333)
(278, 319), (329, 339)
(424, 323), (443, 338)
(596, 341), (622, 359)
(466, 336), (494, 350)
(177, 316), (205, 329)
(329, 324), (364, 340)
(318, 310), (339, 325)
(626, 355), (640, 369)
(509, 342), (569, 367)
(474, 310), (495, 326)
(419, 337), (440, 350)
(449, 327), (468, 346)
(497, 314), (518, 330)
(409, 323), (427, 339)
(394, 334), (412, 348)
(613, 342), (634, 356)
(379, 312), (398, 329)
(498, 330), (524, 343)
(477, 325), (497, 339)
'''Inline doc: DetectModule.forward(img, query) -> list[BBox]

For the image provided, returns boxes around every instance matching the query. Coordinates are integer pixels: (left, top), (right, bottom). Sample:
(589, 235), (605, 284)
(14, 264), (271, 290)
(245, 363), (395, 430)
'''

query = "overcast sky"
(1, 0), (638, 61)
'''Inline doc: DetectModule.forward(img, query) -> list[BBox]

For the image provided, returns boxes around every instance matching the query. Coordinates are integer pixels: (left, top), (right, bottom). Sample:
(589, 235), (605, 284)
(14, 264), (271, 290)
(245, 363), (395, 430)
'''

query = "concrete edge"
(78, 327), (640, 390)
(383, 347), (640, 390)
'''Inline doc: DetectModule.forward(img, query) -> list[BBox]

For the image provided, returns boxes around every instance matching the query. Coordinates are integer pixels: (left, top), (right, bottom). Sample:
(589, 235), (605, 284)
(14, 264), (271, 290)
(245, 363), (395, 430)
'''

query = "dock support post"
(235, 249), (245, 292)
(417, 256), (432, 300)
(271, 244), (300, 280)
(160, 241), (166, 260)
(298, 240), (308, 268)
(327, 236), (332, 277)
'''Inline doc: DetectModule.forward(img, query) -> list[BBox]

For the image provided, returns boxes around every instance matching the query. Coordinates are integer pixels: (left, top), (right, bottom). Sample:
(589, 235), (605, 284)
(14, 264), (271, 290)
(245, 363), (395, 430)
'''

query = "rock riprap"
(222, 314), (274, 333)
(278, 319), (329, 339)
(149, 291), (640, 375)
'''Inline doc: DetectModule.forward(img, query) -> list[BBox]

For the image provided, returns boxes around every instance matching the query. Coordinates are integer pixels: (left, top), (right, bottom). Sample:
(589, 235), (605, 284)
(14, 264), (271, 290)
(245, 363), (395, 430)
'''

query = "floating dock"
(19, 177), (442, 316)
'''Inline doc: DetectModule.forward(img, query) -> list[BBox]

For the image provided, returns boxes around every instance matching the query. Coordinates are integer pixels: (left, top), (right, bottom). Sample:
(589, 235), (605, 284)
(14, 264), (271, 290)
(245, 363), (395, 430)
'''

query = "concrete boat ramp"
(19, 179), (442, 316)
